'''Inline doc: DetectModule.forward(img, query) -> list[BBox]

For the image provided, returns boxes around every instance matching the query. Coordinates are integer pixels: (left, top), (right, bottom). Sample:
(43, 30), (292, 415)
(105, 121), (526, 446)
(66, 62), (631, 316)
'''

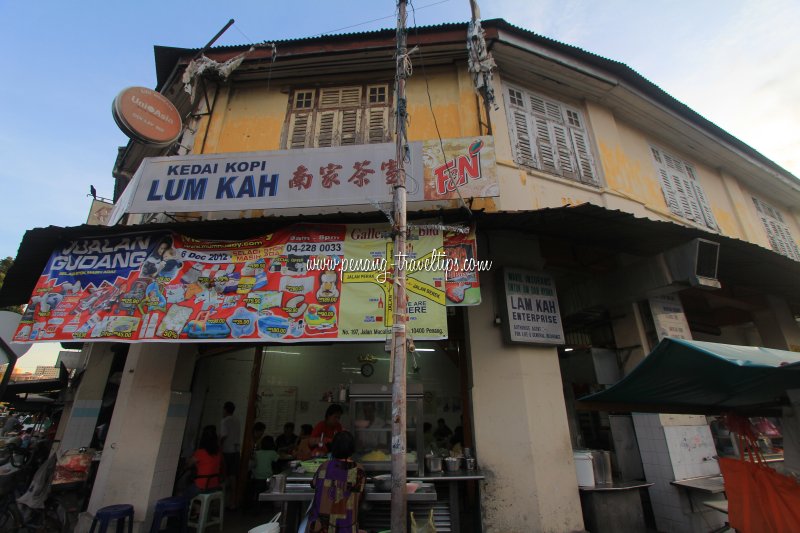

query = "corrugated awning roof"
(2, 204), (799, 309)
(577, 338), (800, 415)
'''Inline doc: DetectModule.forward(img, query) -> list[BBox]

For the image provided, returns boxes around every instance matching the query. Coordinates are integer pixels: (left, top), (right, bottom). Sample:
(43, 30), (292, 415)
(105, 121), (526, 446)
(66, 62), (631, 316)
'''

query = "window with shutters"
(504, 84), (599, 186)
(284, 84), (390, 149)
(650, 146), (718, 231)
(752, 197), (800, 261)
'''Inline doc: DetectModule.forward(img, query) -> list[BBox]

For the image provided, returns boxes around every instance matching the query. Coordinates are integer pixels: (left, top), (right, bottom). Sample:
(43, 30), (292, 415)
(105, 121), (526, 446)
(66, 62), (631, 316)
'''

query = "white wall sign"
(648, 294), (692, 341)
(108, 136), (498, 225)
(502, 268), (564, 345)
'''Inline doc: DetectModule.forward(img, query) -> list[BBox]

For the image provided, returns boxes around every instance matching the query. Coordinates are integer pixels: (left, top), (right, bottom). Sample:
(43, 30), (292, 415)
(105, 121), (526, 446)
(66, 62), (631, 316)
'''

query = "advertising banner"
(109, 136), (497, 224)
(14, 223), (481, 344)
(501, 268), (564, 345)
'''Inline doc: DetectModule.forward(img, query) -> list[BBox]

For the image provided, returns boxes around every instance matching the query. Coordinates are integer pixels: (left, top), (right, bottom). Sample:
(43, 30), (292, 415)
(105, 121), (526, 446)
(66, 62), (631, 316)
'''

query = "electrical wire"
(312, 0), (452, 38)
(409, 0), (473, 219)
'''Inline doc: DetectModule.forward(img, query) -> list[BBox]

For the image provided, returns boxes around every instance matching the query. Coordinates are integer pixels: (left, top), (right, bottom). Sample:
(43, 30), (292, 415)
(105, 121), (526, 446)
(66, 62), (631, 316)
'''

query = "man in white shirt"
(220, 401), (241, 509)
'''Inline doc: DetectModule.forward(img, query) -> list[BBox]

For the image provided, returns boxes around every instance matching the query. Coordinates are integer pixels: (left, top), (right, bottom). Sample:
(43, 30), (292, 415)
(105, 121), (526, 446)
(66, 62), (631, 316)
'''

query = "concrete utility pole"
(390, 0), (409, 530)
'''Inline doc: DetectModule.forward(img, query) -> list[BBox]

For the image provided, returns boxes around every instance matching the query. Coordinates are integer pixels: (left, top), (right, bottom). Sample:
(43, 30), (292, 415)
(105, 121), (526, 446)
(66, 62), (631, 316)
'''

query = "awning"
(577, 338), (800, 415)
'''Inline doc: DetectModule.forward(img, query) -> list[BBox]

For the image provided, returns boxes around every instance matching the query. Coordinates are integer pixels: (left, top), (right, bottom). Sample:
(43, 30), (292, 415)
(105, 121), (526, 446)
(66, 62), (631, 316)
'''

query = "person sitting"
(185, 425), (224, 499)
(433, 418), (453, 449)
(307, 431), (366, 532)
(276, 422), (299, 456)
(423, 422), (435, 452)
(294, 424), (315, 461)
(450, 426), (465, 456)
(251, 436), (280, 501)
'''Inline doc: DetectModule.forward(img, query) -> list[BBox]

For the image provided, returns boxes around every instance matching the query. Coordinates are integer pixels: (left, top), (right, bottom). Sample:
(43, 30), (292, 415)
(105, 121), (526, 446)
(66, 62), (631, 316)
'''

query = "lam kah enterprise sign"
(108, 136), (498, 224)
(501, 268), (564, 345)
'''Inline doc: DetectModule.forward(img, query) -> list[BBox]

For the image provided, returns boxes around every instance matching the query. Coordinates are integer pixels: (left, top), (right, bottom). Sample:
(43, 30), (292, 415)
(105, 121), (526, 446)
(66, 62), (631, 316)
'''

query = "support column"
(752, 295), (800, 351)
(58, 343), (115, 452)
(467, 273), (584, 532)
(82, 343), (195, 532)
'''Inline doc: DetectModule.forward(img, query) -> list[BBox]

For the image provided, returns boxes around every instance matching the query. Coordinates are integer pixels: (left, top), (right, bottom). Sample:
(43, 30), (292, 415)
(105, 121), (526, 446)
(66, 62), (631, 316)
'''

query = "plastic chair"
(89, 504), (134, 533)
(149, 496), (188, 533)
(187, 490), (224, 532)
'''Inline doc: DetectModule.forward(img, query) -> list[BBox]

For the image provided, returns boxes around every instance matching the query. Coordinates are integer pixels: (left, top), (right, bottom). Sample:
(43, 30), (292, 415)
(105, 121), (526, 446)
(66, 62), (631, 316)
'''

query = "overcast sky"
(2, 0), (798, 369)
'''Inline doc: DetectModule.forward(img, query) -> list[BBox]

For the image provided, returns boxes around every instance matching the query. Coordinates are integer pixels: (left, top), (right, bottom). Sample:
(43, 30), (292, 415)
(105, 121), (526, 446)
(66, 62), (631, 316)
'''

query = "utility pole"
(390, 0), (409, 530)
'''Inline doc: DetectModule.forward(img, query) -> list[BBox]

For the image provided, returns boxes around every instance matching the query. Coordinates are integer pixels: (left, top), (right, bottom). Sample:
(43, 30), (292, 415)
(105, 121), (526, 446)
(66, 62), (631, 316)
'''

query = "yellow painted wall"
(188, 62), (798, 255)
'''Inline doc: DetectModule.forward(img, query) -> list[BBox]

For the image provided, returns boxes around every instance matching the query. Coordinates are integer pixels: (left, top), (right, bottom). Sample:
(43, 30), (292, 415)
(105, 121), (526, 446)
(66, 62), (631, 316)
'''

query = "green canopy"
(578, 338), (800, 414)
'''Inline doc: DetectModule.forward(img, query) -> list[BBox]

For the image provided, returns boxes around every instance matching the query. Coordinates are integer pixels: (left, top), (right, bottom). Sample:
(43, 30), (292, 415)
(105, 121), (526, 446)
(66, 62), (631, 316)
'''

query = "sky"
(1, 0), (798, 369)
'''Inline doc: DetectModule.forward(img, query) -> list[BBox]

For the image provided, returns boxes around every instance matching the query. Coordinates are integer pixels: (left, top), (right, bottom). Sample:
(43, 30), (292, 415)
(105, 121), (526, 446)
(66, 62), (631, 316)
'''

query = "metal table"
(671, 475), (726, 513)
(281, 468), (484, 532)
(259, 481), (437, 531)
(578, 481), (654, 533)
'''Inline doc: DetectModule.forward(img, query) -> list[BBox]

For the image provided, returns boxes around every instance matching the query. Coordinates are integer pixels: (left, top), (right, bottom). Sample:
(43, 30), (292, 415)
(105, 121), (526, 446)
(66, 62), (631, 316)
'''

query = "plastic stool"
(89, 504), (134, 533)
(149, 496), (189, 533)
(187, 490), (224, 532)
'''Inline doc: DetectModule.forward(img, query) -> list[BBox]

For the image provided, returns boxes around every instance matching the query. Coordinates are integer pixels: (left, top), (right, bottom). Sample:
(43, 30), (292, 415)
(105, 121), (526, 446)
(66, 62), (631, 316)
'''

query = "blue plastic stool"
(89, 504), (134, 533)
(149, 496), (188, 533)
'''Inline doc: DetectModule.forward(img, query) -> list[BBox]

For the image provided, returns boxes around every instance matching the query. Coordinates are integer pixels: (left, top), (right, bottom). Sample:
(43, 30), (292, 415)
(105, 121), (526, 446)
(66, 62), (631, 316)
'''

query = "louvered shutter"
(366, 107), (389, 144)
(504, 90), (535, 167)
(340, 108), (361, 146)
(690, 180), (718, 230)
(314, 110), (337, 147)
(753, 197), (800, 260)
(671, 174), (694, 220)
(657, 167), (681, 215)
(570, 128), (598, 185)
(287, 112), (312, 149)
(533, 117), (558, 173)
(551, 123), (577, 179)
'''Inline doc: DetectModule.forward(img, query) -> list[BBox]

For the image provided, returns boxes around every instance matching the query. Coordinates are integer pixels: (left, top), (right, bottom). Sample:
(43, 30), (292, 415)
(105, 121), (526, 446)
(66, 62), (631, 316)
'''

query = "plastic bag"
(248, 511), (280, 533)
(410, 509), (436, 533)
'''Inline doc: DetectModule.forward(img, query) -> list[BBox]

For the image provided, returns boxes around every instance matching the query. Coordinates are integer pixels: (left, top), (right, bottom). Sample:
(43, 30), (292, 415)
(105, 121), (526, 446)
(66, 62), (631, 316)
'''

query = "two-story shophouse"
(3, 18), (800, 532)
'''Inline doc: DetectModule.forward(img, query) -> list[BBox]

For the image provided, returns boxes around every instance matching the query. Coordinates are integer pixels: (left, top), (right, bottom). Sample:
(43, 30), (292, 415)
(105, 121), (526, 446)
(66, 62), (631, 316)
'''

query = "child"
(293, 424), (315, 461)
(252, 436), (279, 495)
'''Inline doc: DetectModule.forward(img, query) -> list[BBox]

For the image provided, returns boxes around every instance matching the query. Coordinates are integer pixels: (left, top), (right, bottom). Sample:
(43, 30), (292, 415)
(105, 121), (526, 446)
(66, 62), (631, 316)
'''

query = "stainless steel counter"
(258, 482), (437, 502)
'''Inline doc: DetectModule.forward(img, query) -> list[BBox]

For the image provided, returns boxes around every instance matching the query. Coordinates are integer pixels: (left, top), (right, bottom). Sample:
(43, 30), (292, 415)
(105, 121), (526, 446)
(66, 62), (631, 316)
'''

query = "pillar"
(468, 272), (584, 532)
(752, 295), (800, 351)
(58, 343), (115, 452)
(82, 343), (195, 532)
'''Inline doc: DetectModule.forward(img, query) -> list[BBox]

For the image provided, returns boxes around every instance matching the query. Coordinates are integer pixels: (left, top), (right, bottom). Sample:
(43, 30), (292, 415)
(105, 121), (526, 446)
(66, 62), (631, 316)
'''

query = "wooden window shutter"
(288, 112), (312, 149)
(570, 128), (598, 185)
(753, 197), (800, 260)
(340, 108), (361, 146)
(504, 89), (535, 167)
(551, 122), (577, 179)
(657, 168), (680, 215)
(533, 117), (558, 173)
(690, 179), (718, 230)
(314, 110), (338, 147)
(366, 107), (389, 144)
(320, 86), (362, 108)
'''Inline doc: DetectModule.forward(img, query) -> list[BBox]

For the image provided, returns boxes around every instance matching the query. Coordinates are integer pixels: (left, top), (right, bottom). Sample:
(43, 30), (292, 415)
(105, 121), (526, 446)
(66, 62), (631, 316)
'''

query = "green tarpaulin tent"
(578, 338), (800, 414)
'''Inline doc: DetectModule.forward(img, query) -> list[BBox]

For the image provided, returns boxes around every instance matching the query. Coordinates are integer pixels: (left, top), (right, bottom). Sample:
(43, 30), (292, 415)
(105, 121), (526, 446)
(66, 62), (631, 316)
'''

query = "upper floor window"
(285, 84), (390, 149)
(504, 85), (599, 186)
(650, 146), (718, 231)
(752, 197), (800, 261)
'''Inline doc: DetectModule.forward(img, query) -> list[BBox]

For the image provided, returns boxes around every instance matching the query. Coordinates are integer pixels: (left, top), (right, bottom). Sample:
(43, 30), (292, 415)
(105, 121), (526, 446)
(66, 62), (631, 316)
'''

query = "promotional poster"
(14, 223), (482, 344)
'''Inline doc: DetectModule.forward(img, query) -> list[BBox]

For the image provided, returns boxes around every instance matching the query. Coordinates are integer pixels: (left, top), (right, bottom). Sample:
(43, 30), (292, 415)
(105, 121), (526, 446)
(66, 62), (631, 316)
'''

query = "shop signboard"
(13, 223), (482, 344)
(108, 136), (498, 224)
(648, 294), (692, 341)
(500, 268), (564, 345)
(112, 86), (183, 146)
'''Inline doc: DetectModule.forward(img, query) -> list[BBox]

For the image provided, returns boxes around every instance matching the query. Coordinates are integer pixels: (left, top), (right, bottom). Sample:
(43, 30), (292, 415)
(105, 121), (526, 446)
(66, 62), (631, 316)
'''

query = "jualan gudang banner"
(108, 136), (498, 224)
(14, 223), (482, 344)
